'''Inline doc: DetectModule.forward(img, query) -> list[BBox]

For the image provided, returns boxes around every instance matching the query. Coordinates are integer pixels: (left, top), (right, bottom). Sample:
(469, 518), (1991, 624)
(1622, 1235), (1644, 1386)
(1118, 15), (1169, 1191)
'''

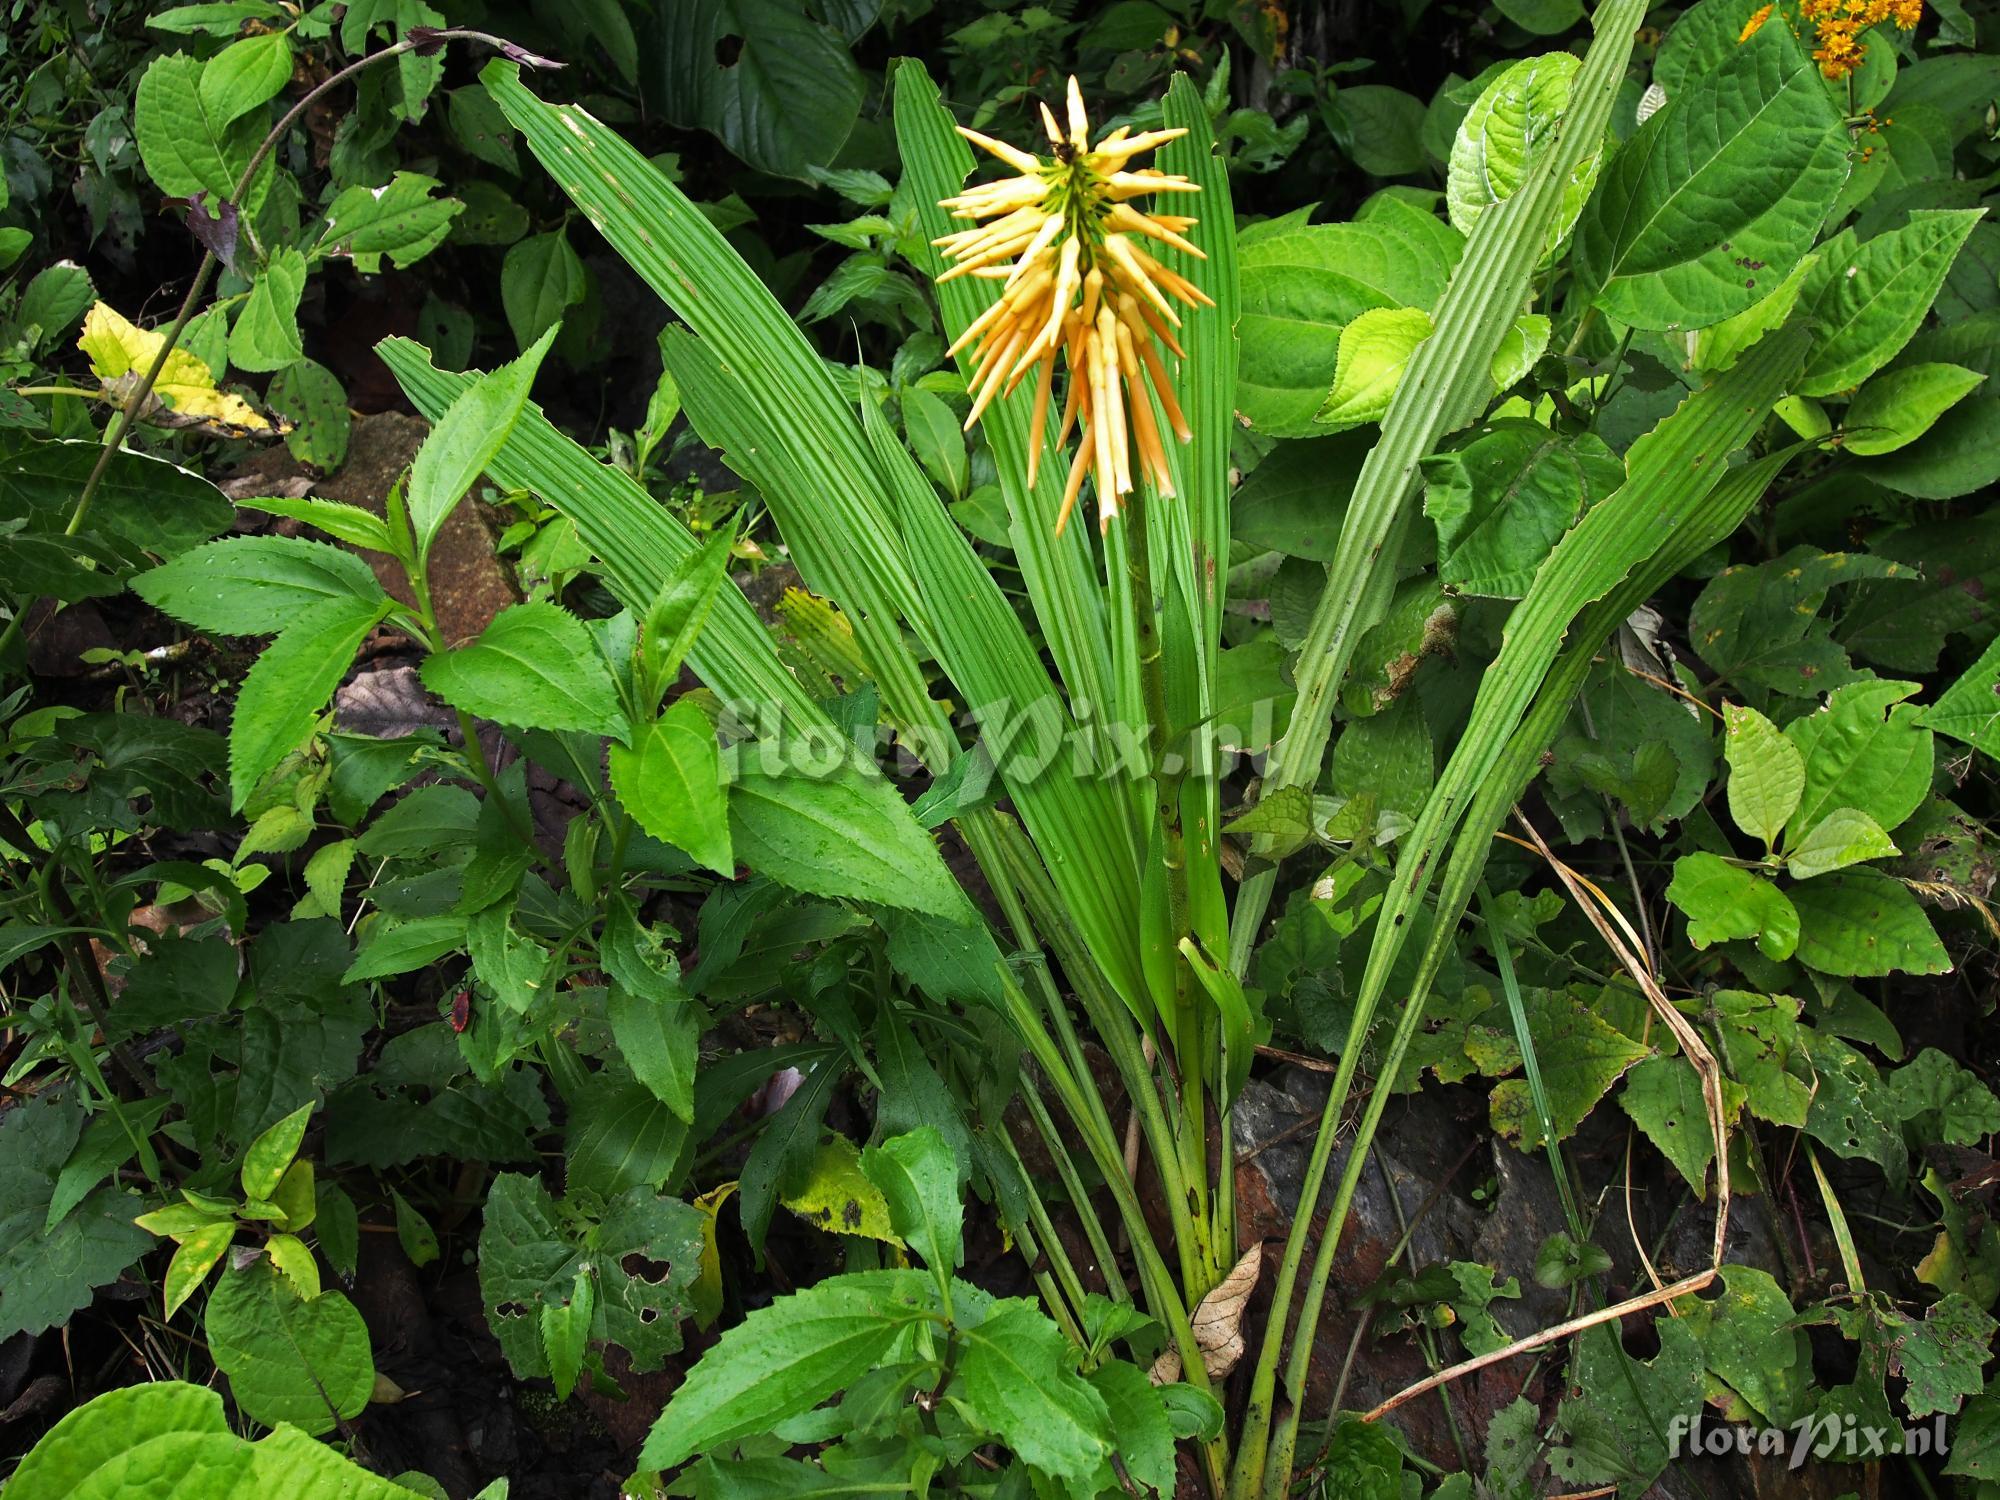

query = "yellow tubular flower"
(936, 76), (1209, 534)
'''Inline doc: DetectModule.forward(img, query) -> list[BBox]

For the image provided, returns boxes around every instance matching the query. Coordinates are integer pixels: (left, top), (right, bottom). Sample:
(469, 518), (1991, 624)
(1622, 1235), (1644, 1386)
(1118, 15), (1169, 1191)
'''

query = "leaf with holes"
(477, 1172), (703, 1382)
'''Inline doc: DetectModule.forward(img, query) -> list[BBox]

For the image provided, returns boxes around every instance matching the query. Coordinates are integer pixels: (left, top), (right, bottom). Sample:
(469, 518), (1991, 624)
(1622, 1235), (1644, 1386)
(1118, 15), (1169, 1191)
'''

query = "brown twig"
(1366, 808), (1732, 1422)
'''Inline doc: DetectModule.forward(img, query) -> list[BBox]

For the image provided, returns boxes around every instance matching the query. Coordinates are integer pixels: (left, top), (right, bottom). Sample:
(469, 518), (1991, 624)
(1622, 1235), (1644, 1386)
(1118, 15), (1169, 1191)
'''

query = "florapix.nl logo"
(1668, 1410), (1950, 1468)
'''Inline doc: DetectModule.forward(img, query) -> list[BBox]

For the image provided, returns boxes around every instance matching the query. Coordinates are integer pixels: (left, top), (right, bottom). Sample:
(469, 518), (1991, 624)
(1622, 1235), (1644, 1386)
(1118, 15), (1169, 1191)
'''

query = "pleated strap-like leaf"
(1158, 74), (1238, 689)
(858, 386), (1150, 1015)
(480, 61), (936, 690)
(1227, 0), (1648, 972)
(376, 338), (832, 739)
(890, 62), (1114, 724)
(1241, 326), (1810, 1495)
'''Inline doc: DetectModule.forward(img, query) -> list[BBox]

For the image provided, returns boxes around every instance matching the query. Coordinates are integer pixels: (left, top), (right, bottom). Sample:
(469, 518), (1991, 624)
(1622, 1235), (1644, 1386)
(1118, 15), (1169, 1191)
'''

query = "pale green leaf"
(1721, 702), (1802, 848)
(1841, 362), (1984, 455)
(1785, 806), (1898, 880)
(406, 326), (556, 558)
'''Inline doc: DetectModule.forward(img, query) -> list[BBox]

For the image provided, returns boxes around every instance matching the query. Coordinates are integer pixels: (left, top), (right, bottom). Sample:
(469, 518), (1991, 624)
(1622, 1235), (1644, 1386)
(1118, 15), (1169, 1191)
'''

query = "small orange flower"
(1739, 4), (1775, 40)
(936, 78), (1210, 534)
(1797, 0), (1924, 78)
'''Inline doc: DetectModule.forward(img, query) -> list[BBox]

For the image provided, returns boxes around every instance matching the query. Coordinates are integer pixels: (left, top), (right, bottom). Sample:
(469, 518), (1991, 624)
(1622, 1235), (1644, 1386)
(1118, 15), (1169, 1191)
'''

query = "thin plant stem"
(0, 28), (534, 671)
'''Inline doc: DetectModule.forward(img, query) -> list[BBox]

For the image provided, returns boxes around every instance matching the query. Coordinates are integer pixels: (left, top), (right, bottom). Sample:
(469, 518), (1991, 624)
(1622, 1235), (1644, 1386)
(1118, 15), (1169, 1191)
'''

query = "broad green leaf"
(782, 1136), (898, 1245)
(608, 697), (732, 873)
(1713, 990), (1809, 1127)
(161, 1221), (233, 1321)
(229, 592), (388, 809)
(1841, 362), (1984, 455)
(1682, 1266), (1813, 1427)
(1791, 868), (1950, 977)
(601, 898), (700, 1121)
(1691, 252), (1818, 374)
(1795, 211), (1984, 396)
(861, 1126), (963, 1275)
(270, 1160), (314, 1232)
(1805, 1032), (1903, 1176)
(1894, 1295), (2000, 1420)
(659, 0), (865, 181)
(564, 1072), (689, 1201)
(1573, 21), (1847, 331)
(320, 172), (463, 273)
(900, 385), (967, 499)
(237, 497), (387, 554)
(540, 1269), (594, 1400)
(951, 1298), (1114, 1482)
(639, 521), (735, 702)
(1889, 1048), (2000, 1145)
(1423, 420), (1623, 598)
(1466, 987), (1649, 1148)
(1783, 677), (1932, 844)
(636, 1270), (936, 1470)
(500, 229), (585, 352)
(478, 1174), (702, 1381)
(1859, 393), (2000, 500)
(1316, 307), (1435, 430)
(267, 358), (352, 471)
(1922, 634), (2000, 759)
(203, 1259), (373, 1435)
(1621, 1056), (1721, 1199)
(1547, 1318), (1703, 1490)
(3, 1382), (226, 1500)
(1784, 806), (1897, 880)
(391, 1189), (439, 1268)
(17, 264), (96, 352)
(227, 248), (306, 373)
(406, 326), (557, 558)
(343, 914), (467, 982)
(1088, 1361), (1178, 1499)
(1, 433), (231, 561)
(1690, 546), (1898, 699)
(1665, 852), (1800, 959)
(1233, 202), (1461, 435)
(239, 1101), (311, 1200)
(198, 30), (291, 129)
(132, 53), (263, 208)
(728, 759), (977, 923)
(135, 535), (385, 637)
(421, 600), (624, 736)
(1721, 702), (1801, 848)
(1448, 53), (1599, 255)
(264, 1233), (320, 1299)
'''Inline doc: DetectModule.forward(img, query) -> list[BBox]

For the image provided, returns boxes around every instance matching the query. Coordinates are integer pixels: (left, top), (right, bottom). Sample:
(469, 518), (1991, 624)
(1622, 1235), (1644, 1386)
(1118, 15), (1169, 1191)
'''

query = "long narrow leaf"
(1247, 327), (1809, 1495)
(1225, 0), (1648, 977)
(378, 339), (832, 738)
(893, 62), (1114, 719)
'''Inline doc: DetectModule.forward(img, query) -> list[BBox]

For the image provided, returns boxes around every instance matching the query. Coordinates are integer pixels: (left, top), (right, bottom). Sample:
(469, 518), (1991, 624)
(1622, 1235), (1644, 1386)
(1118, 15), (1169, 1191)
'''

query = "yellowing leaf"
(78, 302), (270, 434)
(690, 1181), (737, 1330)
(780, 1136), (901, 1246)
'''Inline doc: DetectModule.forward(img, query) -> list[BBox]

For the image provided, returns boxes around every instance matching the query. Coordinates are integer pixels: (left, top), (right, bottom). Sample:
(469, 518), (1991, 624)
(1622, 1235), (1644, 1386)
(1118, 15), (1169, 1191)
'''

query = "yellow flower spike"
(936, 75), (1206, 534)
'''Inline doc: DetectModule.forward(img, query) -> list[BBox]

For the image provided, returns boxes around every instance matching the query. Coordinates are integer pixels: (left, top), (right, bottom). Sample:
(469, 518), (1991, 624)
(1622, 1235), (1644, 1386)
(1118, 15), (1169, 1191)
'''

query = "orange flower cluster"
(936, 78), (1210, 534)
(1795, 0), (1923, 77)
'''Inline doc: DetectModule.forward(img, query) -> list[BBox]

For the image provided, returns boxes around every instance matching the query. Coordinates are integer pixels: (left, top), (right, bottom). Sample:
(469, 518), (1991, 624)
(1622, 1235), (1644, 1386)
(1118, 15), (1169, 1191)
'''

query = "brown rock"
(315, 411), (518, 647)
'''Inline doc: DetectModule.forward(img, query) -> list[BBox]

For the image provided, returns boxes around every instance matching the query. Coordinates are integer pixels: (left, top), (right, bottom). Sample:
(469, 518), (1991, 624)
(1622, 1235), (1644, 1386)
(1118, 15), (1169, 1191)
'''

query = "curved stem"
(0, 28), (533, 672)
